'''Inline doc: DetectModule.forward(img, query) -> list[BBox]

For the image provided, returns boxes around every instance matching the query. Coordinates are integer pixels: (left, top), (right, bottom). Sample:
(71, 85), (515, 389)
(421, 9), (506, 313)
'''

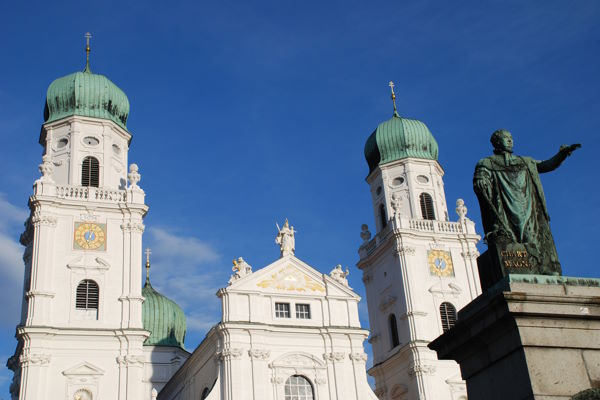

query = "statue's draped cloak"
(474, 154), (560, 273)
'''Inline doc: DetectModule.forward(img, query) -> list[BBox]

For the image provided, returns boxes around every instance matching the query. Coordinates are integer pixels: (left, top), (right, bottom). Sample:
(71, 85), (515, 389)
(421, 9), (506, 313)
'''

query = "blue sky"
(0, 0), (599, 396)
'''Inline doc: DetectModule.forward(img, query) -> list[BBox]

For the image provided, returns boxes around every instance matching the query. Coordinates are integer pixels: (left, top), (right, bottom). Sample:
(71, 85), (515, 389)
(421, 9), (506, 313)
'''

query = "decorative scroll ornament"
(461, 250), (480, 259)
(395, 244), (416, 256)
(116, 355), (144, 366)
(408, 363), (436, 377)
(19, 353), (51, 366)
(349, 352), (368, 362)
(323, 352), (346, 362)
(248, 349), (270, 360)
(218, 348), (243, 360)
(31, 210), (58, 227)
(329, 264), (349, 286)
(127, 164), (141, 189)
(120, 221), (145, 233)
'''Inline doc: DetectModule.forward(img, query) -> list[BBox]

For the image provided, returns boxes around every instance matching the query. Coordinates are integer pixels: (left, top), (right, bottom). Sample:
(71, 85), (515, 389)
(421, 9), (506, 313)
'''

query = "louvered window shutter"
(439, 302), (457, 332)
(76, 280), (99, 310)
(81, 157), (100, 187)
(419, 193), (435, 220)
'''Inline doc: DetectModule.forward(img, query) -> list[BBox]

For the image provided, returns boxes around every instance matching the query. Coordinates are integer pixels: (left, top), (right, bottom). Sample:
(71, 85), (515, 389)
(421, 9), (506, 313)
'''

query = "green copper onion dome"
(364, 111), (439, 174)
(142, 265), (186, 348)
(43, 62), (130, 131)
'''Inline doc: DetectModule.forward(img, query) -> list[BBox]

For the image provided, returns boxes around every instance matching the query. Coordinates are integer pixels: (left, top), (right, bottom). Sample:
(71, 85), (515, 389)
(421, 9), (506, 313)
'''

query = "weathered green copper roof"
(364, 112), (439, 174)
(44, 65), (130, 130)
(142, 278), (186, 348)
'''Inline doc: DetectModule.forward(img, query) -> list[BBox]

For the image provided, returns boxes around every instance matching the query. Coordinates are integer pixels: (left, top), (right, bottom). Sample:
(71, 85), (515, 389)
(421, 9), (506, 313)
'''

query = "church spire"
(84, 32), (92, 73)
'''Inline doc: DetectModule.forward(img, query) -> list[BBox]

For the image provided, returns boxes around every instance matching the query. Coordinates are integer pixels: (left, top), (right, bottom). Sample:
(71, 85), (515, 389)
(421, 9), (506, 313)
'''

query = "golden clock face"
(74, 222), (106, 251)
(428, 250), (454, 277)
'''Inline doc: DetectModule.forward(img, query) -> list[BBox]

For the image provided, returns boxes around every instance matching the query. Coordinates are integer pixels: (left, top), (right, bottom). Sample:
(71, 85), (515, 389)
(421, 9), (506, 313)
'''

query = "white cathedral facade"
(7, 49), (481, 400)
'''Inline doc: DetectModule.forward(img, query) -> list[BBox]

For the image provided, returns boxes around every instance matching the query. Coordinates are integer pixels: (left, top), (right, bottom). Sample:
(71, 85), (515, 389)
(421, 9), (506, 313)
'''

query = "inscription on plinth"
(477, 243), (544, 291)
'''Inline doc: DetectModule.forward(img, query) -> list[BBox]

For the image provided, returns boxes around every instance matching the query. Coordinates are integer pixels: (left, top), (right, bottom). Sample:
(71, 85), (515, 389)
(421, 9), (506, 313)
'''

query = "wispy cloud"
(0, 194), (27, 327)
(145, 227), (225, 341)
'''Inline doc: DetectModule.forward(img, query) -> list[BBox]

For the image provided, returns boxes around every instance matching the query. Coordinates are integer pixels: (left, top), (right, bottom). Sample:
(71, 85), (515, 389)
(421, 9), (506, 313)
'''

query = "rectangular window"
(275, 302), (290, 318)
(295, 303), (311, 319)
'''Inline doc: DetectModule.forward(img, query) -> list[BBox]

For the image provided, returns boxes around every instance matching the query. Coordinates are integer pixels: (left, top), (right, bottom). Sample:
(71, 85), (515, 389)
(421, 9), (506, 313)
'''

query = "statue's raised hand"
(560, 143), (581, 157)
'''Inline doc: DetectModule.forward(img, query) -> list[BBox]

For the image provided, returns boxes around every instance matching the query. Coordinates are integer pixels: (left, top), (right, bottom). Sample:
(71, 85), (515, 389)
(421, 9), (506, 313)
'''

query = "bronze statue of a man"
(473, 129), (579, 276)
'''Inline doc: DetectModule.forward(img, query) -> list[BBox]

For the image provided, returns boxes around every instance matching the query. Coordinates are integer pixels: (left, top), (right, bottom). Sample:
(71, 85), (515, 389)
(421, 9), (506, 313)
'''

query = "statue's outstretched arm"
(537, 144), (581, 173)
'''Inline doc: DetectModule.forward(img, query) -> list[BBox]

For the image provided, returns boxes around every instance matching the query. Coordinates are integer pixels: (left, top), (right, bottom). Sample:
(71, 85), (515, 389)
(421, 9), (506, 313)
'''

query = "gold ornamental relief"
(428, 250), (455, 277)
(257, 265), (325, 292)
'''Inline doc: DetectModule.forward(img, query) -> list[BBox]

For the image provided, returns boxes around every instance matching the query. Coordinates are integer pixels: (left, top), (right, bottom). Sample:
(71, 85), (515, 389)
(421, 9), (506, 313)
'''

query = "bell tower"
(8, 37), (149, 400)
(357, 83), (481, 400)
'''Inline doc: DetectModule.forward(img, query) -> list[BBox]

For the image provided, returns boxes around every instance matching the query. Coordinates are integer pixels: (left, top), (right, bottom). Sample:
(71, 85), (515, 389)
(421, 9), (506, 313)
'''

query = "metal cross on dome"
(84, 32), (92, 71)
(145, 248), (152, 265)
(389, 81), (398, 114)
(145, 247), (152, 282)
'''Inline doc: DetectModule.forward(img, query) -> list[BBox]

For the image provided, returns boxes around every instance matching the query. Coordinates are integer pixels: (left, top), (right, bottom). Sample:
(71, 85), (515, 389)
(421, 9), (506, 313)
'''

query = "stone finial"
(275, 219), (295, 257)
(330, 264), (349, 286)
(229, 257), (253, 284)
(128, 164), (141, 188)
(456, 199), (468, 221)
(360, 224), (371, 243)
(151, 388), (158, 400)
(38, 154), (54, 182)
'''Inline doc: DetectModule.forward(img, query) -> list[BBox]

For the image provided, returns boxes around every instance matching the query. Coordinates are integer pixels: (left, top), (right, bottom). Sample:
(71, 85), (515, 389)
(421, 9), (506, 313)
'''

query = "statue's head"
(491, 129), (513, 153)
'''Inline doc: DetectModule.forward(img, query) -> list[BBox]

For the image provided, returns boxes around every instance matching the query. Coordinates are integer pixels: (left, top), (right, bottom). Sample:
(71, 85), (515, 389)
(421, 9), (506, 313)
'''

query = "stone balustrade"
(56, 185), (127, 203)
(359, 217), (476, 259)
(404, 218), (463, 233)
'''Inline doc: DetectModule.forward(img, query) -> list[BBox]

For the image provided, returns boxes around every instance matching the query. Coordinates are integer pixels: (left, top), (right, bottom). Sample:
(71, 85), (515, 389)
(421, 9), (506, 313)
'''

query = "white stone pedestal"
(428, 275), (600, 400)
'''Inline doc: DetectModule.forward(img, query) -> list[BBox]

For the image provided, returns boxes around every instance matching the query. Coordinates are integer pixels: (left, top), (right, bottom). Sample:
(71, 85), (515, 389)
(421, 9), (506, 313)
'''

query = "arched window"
(76, 279), (99, 310)
(81, 156), (100, 187)
(389, 314), (400, 348)
(379, 203), (387, 229)
(439, 302), (457, 332)
(419, 193), (435, 220)
(284, 375), (314, 400)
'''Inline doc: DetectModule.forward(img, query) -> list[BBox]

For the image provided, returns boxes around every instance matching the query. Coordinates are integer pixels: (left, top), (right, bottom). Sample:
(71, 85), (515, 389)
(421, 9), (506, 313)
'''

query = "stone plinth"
(428, 275), (600, 400)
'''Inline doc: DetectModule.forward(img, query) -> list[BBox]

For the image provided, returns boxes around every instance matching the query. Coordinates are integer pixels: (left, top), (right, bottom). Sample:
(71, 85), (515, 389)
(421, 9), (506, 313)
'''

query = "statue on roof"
(473, 129), (580, 287)
(330, 264), (350, 286)
(275, 219), (295, 257)
(229, 257), (253, 284)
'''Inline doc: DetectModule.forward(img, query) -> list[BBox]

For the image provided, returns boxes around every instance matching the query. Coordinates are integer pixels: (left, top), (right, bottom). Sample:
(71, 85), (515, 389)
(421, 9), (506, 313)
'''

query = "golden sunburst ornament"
(428, 250), (454, 277)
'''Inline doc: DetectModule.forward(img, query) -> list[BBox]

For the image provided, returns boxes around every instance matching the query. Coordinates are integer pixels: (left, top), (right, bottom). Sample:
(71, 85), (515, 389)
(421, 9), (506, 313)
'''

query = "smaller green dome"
(142, 278), (186, 348)
(364, 112), (439, 174)
(44, 66), (130, 130)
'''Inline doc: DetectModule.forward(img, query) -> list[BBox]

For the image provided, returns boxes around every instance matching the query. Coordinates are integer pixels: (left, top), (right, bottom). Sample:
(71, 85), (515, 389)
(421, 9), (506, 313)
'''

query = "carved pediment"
(428, 282), (462, 296)
(62, 362), (105, 377)
(67, 255), (110, 271)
